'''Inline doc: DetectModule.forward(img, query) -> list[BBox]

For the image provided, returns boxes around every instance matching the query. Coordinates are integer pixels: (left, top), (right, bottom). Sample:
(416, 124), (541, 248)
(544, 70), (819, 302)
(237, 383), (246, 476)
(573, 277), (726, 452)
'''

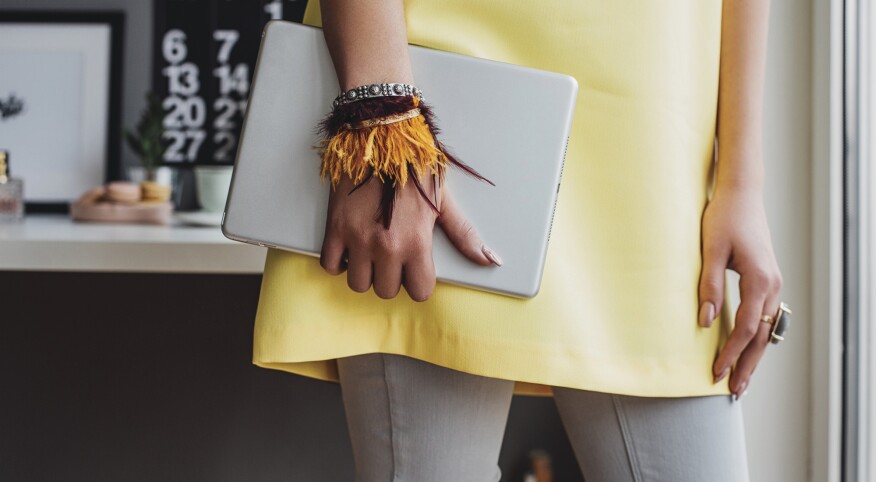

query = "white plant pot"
(127, 165), (174, 186)
(193, 165), (234, 213)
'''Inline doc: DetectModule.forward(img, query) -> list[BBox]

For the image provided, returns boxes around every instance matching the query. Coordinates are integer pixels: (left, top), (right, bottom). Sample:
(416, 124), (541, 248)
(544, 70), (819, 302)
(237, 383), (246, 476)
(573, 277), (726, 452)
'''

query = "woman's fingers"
(319, 233), (347, 275)
(402, 251), (437, 302)
(699, 189), (784, 396)
(437, 192), (501, 266)
(727, 269), (783, 398)
(372, 254), (403, 299)
(728, 302), (776, 400)
(321, 174), (496, 300)
(346, 247), (373, 293)
(712, 270), (769, 383)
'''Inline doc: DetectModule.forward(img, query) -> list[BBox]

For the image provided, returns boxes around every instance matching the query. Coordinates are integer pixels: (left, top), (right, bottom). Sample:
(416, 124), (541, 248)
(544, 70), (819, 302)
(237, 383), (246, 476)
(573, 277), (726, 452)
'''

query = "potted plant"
(123, 92), (173, 202)
(124, 92), (172, 179)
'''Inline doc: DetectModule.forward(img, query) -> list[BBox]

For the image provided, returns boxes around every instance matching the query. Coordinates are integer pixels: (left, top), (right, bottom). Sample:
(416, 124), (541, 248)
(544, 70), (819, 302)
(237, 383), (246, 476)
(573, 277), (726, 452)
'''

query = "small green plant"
(124, 92), (167, 181)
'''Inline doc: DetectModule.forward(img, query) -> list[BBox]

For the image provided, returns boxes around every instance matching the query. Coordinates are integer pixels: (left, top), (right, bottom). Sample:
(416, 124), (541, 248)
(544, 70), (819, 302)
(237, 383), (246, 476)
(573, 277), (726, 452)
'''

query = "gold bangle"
(341, 108), (422, 130)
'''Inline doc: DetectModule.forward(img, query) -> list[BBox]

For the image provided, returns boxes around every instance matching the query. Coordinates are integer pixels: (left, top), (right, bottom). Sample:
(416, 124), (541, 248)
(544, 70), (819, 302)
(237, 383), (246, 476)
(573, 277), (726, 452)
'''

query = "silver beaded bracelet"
(332, 82), (424, 108)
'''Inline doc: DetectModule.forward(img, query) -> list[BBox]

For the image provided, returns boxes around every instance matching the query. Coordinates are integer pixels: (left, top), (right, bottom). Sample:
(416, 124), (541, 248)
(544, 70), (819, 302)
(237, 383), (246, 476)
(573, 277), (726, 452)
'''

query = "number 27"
(163, 130), (206, 162)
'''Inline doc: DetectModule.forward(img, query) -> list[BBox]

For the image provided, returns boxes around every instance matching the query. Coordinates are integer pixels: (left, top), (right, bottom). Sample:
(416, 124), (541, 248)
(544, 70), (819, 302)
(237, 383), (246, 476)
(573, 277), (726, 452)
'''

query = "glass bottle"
(0, 150), (24, 222)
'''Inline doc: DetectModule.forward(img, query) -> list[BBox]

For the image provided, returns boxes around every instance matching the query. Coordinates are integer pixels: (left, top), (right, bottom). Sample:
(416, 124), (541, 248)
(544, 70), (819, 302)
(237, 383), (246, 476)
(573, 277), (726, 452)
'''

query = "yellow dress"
(252, 0), (732, 397)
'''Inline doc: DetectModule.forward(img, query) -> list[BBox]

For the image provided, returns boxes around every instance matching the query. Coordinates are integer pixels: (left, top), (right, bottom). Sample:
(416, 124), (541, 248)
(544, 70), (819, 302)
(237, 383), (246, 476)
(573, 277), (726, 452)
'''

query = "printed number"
(163, 63), (201, 97)
(163, 131), (187, 162)
(162, 29), (188, 64)
(213, 64), (250, 96)
(163, 130), (206, 162)
(214, 132), (237, 162)
(163, 96), (206, 129)
(264, 0), (283, 20)
(213, 98), (238, 129)
(185, 130), (207, 161)
(214, 99), (248, 129)
(213, 30), (240, 64)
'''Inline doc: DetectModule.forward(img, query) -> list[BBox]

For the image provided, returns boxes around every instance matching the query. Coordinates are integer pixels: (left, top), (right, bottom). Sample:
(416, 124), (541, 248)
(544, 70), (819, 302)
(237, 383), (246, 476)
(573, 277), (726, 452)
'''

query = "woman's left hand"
(697, 185), (784, 400)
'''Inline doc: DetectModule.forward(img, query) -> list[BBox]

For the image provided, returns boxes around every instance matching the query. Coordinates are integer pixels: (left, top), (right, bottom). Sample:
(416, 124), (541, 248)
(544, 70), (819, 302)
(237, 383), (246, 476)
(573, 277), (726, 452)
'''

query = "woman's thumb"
(436, 192), (502, 267)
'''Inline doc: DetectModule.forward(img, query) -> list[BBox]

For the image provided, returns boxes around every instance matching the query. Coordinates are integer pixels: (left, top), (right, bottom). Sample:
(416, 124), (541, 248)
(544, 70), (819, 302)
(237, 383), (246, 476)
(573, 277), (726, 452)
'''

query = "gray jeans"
(337, 352), (750, 482)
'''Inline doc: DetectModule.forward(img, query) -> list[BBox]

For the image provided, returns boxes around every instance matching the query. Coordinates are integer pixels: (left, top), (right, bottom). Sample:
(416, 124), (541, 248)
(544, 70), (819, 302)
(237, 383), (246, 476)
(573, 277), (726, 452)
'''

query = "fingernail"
(698, 302), (715, 327)
(482, 245), (503, 266)
(713, 366), (729, 384)
(733, 381), (749, 401)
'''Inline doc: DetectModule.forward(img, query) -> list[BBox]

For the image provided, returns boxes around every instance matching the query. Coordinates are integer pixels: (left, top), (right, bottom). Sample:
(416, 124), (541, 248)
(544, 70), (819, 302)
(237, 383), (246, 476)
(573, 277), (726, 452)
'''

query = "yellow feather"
(317, 113), (446, 190)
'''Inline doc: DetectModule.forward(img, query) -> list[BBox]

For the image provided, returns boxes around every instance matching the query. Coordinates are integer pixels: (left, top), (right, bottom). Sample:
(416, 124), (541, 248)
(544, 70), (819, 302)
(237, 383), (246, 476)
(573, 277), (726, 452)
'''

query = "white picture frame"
(0, 11), (124, 212)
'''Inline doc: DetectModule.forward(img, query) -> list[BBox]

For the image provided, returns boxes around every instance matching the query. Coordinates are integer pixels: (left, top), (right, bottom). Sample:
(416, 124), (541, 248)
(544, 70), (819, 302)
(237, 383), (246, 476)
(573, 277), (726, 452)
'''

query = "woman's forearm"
(319, 0), (414, 91)
(715, 0), (771, 192)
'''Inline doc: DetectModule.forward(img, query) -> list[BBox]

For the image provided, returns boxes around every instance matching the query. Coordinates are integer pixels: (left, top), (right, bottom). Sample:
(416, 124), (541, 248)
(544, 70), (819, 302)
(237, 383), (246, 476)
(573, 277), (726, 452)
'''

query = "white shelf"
(0, 214), (266, 274)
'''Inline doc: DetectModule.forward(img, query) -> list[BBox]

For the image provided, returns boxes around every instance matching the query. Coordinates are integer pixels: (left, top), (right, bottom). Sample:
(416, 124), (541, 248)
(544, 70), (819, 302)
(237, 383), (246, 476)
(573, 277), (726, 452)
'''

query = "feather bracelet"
(315, 95), (493, 229)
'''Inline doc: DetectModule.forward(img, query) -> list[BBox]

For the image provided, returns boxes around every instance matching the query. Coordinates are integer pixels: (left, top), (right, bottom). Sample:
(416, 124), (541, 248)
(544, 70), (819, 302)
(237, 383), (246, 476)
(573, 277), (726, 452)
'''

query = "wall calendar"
(153, 0), (306, 166)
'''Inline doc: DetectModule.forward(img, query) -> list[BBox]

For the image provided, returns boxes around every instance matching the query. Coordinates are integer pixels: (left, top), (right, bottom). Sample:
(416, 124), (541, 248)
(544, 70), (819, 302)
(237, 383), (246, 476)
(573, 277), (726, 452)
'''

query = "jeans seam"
(612, 394), (644, 482)
(381, 353), (401, 482)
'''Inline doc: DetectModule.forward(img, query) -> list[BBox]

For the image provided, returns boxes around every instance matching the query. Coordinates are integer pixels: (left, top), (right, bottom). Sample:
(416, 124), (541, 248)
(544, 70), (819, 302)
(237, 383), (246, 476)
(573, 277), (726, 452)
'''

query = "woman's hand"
(697, 185), (783, 399)
(319, 172), (501, 301)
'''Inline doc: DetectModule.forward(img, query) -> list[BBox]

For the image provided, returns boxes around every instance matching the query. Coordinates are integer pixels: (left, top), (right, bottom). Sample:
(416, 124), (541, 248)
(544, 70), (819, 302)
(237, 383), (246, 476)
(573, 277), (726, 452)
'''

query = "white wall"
(736, 0), (814, 480)
(809, 0), (843, 480)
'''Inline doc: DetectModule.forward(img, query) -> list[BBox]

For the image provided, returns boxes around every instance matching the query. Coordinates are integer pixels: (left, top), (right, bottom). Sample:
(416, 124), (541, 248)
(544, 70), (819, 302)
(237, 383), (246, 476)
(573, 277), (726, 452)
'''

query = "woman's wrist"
(319, 0), (414, 92)
(714, 168), (765, 195)
(713, 142), (765, 194)
(340, 71), (415, 92)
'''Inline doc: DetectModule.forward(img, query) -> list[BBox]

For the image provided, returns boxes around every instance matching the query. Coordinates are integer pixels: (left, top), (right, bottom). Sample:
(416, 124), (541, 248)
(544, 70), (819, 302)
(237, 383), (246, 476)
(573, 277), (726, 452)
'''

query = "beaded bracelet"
(315, 94), (492, 229)
(332, 82), (425, 108)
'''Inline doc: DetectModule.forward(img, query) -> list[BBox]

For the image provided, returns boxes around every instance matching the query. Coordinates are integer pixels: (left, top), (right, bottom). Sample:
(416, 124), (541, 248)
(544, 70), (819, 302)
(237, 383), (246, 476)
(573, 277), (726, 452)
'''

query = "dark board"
(152, 0), (307, 166)
(0, 270), (583, 481)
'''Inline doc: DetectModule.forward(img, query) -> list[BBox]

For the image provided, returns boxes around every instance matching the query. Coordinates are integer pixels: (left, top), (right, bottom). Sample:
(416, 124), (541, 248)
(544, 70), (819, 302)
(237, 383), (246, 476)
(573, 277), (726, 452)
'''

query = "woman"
(252, 0), (785, 479)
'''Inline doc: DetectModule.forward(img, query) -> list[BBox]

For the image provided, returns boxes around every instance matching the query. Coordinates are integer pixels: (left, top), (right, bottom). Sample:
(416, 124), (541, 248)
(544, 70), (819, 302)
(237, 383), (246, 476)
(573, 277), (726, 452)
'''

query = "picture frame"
(0, 11), (124, 214)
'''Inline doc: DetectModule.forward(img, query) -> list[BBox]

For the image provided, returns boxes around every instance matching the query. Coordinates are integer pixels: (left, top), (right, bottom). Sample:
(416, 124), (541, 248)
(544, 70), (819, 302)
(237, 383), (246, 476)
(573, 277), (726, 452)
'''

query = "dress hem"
(252, 348), (733, 398)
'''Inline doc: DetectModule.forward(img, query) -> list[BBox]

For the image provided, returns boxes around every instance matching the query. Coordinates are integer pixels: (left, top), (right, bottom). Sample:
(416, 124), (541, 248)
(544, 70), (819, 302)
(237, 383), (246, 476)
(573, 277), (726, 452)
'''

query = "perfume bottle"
(0, 150), (24, 222)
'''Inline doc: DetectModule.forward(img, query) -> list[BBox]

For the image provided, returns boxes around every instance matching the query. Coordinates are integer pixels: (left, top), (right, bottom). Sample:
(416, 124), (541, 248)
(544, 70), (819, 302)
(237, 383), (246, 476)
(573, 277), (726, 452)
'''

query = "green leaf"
(124, 130), (144, 157)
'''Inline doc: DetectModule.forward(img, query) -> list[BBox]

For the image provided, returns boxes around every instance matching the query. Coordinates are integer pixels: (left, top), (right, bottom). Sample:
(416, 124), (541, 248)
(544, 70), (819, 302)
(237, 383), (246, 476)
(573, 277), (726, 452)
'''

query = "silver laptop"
(222, 20), (577, 298)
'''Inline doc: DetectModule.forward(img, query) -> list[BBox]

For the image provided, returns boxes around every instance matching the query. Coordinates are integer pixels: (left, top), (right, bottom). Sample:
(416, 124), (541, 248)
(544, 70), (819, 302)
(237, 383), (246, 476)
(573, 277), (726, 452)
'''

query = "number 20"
(163, 96), (206, 129)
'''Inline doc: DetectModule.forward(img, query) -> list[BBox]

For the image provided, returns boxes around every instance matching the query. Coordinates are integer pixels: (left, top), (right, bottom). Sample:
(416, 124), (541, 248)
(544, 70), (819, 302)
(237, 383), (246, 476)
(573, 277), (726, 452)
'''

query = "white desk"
(0, 214), (266, 273)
